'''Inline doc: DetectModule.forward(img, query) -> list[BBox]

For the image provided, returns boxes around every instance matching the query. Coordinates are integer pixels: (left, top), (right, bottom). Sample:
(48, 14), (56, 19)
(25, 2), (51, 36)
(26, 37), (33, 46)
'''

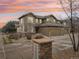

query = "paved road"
(51, 34), (72, 50)
(51, 34), (79, 51)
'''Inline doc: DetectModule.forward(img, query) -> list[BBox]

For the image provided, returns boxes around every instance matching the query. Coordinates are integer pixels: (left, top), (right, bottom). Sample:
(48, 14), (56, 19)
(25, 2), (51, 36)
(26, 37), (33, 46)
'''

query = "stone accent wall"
(39, 43), (52, 59)
(32, 34), (53, 59)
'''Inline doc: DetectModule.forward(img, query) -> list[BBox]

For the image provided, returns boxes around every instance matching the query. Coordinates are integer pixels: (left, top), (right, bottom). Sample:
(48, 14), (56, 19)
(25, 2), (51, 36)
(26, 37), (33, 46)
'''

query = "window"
(51, 17), (56, 23)
(36, 19), (38, 23)
(47, 18), (49, 22)
(63, 22), (66, 25)
(53, 19), (56, 22)
(57, 21), (60, 24)
(38, 19), (42, 23)
(39, 19), (42, 23)
(21, 19), (23, 24)
(27, 17), (33, 23)
(46, 18), (52, 23)
(46, 17), (56, 23)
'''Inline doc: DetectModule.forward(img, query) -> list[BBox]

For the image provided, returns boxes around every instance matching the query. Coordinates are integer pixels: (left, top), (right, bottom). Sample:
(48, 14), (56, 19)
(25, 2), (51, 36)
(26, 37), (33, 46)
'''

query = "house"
(17, 12), (68, 36)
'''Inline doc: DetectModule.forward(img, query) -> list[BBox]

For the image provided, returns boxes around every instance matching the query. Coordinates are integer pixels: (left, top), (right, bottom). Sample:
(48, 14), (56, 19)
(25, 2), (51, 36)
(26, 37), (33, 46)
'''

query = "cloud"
(0, 0), (16, 5)
(0, 0), (62, 13)
(17, 2), (32, 6)
(0, 5), (7, 10)
(36, 0), (55, 4)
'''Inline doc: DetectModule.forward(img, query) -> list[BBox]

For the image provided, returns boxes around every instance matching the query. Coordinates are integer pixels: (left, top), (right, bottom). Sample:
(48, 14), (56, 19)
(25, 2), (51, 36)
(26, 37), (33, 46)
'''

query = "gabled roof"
(34, 15), (45, 19)
(18, 12), (58, 21)
(18, 12), (35, 19)
(45, 15), (58, 21)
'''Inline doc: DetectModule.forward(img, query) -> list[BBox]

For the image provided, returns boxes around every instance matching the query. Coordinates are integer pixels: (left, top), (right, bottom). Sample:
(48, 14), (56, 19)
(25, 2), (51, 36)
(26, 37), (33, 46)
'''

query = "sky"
(0, 0), (70, 28)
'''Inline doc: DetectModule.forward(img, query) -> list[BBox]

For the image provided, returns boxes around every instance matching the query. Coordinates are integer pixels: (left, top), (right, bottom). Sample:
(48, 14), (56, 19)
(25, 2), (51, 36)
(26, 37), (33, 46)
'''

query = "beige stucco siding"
(17, 13), (66, 34)
(21, 15), (36, 33)
(38, 27), (68, 36)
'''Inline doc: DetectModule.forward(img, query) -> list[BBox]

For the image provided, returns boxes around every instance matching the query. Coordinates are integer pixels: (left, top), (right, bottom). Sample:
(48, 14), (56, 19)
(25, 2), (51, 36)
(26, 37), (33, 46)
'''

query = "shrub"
(33, 34), (44, 39)
(3, 37), (13, 44)
(8, 34), (18, 40)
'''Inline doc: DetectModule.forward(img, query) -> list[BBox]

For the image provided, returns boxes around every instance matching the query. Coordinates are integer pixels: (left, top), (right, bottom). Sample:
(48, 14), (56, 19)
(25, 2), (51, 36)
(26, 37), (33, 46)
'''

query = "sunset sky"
(0, 0), (72, 28)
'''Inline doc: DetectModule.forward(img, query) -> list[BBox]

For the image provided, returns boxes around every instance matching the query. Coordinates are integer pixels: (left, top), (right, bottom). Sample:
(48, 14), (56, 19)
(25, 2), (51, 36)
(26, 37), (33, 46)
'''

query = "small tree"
(1, 21), (17, 33)
(59, 0), (79, 52)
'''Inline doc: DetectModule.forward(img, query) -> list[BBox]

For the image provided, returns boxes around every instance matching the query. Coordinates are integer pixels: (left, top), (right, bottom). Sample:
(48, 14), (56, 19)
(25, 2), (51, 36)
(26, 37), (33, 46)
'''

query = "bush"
(8, 34), (18, 40)
(8, 34), (15, 39)
(3, 37), (13, 44)
(3, 34), (19, 44)
(33, 34), (44, 39)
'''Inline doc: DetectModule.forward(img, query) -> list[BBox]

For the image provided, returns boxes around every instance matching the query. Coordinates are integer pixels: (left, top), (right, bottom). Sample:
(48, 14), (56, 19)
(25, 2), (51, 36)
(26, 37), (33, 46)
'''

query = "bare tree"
(59, 0), (79, 52)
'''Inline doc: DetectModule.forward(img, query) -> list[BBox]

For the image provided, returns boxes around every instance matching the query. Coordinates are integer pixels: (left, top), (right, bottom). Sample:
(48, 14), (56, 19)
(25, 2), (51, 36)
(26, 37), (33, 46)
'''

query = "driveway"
(0, 34), (78, 59)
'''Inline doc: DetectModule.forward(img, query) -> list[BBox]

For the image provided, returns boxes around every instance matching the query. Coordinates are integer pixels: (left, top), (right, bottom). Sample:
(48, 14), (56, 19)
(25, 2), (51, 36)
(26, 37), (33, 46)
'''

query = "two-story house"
(17, 12), (67, 36)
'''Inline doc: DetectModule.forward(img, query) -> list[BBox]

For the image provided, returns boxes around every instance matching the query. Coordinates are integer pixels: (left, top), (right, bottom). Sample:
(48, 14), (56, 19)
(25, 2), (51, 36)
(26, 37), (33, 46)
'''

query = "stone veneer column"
(33, 38), (53, 59)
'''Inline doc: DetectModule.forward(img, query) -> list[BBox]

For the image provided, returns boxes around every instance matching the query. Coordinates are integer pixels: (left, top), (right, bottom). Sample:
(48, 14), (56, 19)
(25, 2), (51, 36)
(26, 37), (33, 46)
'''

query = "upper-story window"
(27, 16), (33, 23)
(63, 22), (66, 25)
(46, 17), (56, 23)
(36, 19), (38, 23)
(53, 19), (56, 22)
(57, 21), (60, 24)
(20, 19), (24, 27)
(39, 19), (42, 23)
(21, 18), (23, 24)
(47, 18), (49, 22)
(51, 17), (56, 23)
(46, 18), (51, 23)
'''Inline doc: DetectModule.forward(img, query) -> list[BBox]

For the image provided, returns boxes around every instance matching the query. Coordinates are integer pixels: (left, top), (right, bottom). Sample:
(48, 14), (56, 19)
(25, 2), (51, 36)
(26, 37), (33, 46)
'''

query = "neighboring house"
(17, 12), (67, 36)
